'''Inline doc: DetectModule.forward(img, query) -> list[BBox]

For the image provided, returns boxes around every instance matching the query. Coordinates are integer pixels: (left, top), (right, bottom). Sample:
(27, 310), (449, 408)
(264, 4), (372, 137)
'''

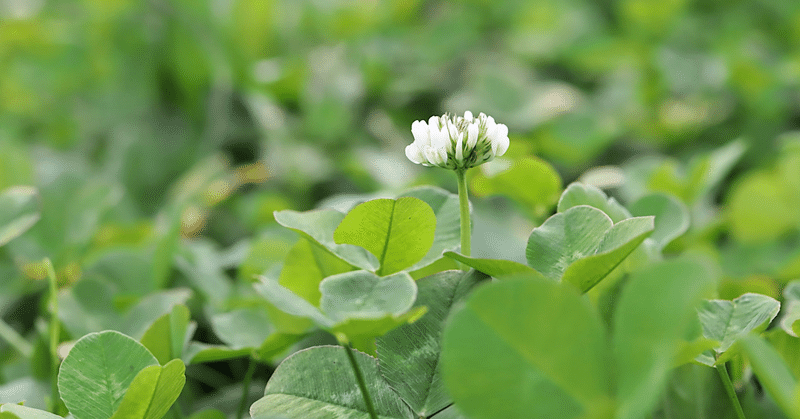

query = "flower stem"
(44, 259), (61, 414)
(456, 169), (471, 262)
(342, 344), (378, 419)
(716, 362), (746, 419)
(236, 357), (257, 419)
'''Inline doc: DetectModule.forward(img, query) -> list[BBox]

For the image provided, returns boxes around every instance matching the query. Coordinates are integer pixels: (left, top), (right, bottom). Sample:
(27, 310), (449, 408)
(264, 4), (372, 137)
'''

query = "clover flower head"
(405, 111), (510, 170)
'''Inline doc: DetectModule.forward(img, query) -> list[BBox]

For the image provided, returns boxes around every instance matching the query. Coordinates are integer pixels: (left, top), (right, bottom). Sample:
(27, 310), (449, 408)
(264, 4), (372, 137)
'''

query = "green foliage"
(0, 404), (61, 419)
(696, 293), (781, 365)
(441, 274), (613, 419)
(57, 331), (159, 419)
(334, 197), (436, 276)
(739, 336), (800, 418)
(613, 259), (718, 419)
(4, 1), (800, 418)
(526, 205), (654, 292)
(250, 346), (413, 419)
(109, 359), (186, 419)
(376, 270), (487, 417)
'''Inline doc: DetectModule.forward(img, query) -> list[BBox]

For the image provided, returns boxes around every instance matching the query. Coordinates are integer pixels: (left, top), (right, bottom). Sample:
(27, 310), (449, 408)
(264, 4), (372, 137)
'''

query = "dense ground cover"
(3, 1), (800, 418)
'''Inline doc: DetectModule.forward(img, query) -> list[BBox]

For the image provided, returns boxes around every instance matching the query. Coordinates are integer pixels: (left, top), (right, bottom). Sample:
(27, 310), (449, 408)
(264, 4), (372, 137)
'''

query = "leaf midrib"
(377, 200), (397, 276)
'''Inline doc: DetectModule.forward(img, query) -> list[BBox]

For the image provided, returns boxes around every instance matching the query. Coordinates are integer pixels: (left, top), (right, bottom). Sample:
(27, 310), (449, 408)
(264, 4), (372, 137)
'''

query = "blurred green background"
(4, 0), (800, 414)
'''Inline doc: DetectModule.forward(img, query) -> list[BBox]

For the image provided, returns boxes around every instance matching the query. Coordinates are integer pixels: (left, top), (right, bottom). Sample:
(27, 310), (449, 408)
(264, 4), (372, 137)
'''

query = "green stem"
(236, 358), (258, 419)
(716, 362), (746, 419)
(456, 169), (471, 262)
(342, 344), (378, 419)
(0, 317), (32, 357)
(45, 259), (61, 414)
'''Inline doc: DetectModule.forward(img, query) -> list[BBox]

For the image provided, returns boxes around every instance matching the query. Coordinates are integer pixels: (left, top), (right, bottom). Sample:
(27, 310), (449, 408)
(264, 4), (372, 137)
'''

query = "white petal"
(430, 124), (449, 149)
(423, 146), (439, 166)
(438, 147), (448, 166)
(411, 120), (430, 146)
(486, 124), (499, 153)
(467, 122), (479, 149)
(494, 124), (510, 156)
(428, 116), (440, 129)
(464, 110), (473, 121)
(405, 143), (424, 164)
(446, 119), (458, 142)
(455, 133), (463, 162)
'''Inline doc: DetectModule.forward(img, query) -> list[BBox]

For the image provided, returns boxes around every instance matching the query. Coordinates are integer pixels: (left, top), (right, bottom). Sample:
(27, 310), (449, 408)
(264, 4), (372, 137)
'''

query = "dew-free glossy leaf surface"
(697, 293), (780, 357)
(109, 359), (186, 419)
(140, 304), (191, 365)
(739, 336), (800, 418)
(526, 205), (612, 280)
(399, 186), (461, 272)
(629, 193), (689, 251)
(274, 209), (377, 270)
(376, 270), (487, 416)
(441, 274), (612, 419)
(561, 216), (654, 293)
(254, 276), (334, 328)
(268, 238), (354, 333)
(444, 252), (545, 279)
(613, 259), (718, 419)
(334, 197), (436, 276)
(320, 271), (416, 322)
(0, 404), (61, 419)
(58, 331), (159, 419)
(250, 346), (413, 419)
(557, 182), (631, 222)
(280, 238), (354, 307)
(0, 186), (40, 247)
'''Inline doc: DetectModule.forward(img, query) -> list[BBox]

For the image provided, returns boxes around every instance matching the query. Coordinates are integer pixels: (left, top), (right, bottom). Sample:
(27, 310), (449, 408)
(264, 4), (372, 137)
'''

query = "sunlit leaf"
(334, 197), (436, 276)
(109, 359), (186, 419)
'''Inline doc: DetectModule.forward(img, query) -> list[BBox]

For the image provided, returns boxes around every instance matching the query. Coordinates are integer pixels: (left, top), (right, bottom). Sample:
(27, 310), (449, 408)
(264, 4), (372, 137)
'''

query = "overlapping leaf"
(444, 251), (544, 279)
(334, 197), (436, 276)
(613, 259), (718, 419)
(558, 182), (631, 222)
(696, 293), (780, 365)
(58, 331), (159, 419)
(250, 346), (414, 419)
(274, 208), (378, 271)
(441, 274), (613, 419)
(0, 404), (61, 419)
(629, 193), (689, 251)
(526, 205), (654, 292)
(376, 270), (487, 416)
(109, 359), (186, 419)
(255, 270), (423, 350)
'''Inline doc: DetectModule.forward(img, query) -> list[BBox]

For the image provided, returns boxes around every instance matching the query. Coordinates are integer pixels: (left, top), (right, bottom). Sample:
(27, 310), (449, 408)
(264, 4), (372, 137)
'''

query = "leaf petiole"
(716, 361), (746, 419)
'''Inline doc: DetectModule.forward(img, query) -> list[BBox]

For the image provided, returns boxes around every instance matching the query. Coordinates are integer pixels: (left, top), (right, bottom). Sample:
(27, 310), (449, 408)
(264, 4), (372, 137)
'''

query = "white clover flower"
(405, 111), (510, 170)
